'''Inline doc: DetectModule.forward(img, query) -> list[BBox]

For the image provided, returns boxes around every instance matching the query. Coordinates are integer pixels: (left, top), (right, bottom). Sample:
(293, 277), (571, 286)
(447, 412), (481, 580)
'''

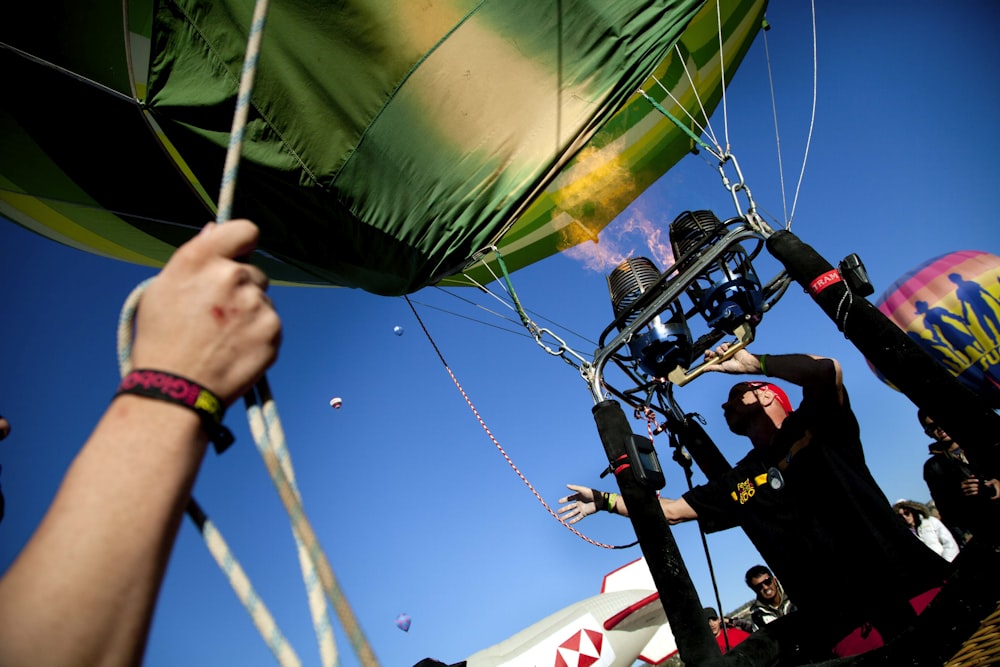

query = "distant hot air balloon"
(395, 613), (411, 632)
(329, 397), (343, 410)
(393, 325), (404, 336)
(871, 250), (1000, 406)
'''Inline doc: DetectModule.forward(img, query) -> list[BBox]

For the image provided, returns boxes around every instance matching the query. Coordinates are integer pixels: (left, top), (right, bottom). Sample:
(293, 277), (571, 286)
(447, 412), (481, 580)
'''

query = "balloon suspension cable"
(404, 295), (636, 549)
(637, 89), (721, 161)
(714, 0), (731, 152)
(761, 21), (789, 227)
(786, 0), (820, 230)
(640, 7), (820, 235)
(489, 247), (595, 375)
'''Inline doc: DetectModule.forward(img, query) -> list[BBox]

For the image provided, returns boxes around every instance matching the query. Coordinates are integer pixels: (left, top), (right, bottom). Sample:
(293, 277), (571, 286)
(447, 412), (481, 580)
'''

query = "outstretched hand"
(131, 221), (282, 407)
(701, 343), (759, 375)
(557, 484), (598, 525)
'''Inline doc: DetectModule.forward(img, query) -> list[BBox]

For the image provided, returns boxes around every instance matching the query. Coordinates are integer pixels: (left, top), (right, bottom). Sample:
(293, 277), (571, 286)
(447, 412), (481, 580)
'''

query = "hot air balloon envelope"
(872, 250), (1000, 406)
(395, 613), (411, 632)
(1, 0), (767, 296)
(329, 397), (343, 409)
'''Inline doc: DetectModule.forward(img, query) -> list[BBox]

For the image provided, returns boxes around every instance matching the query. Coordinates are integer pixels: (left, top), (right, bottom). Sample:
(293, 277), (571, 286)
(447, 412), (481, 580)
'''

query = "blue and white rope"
(116, 280), (302, 667)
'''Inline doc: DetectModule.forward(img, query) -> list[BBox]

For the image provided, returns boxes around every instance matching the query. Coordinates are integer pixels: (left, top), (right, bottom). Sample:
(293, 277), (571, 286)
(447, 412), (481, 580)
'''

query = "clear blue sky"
(2, 3), (999, 666)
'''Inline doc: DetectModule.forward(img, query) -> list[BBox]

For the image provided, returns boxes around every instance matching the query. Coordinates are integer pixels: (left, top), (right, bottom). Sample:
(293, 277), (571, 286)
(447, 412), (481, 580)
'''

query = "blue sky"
(2, 3), (999, 666)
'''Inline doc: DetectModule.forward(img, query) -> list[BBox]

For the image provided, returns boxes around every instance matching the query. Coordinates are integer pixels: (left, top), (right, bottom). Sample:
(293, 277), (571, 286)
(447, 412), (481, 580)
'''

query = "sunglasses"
(923, 422), (944, 437)
(752, 576), (774, 593)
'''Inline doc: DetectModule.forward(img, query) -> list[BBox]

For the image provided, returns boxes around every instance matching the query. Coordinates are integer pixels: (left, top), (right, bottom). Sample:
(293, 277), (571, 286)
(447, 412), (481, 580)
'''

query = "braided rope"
(404, 297), (635, 550)
(245, 380), (379, 667)
(215, 0), (270, 223)
(244, 378), (339, 667)
(116, 281), (302, 667)
(114, 0), (362, 650)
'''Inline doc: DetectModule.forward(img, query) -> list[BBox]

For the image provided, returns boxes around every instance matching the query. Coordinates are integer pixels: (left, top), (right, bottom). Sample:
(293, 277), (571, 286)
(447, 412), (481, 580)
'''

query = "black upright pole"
(766, 230), (1000, 477)
(592, 399), (724, 666)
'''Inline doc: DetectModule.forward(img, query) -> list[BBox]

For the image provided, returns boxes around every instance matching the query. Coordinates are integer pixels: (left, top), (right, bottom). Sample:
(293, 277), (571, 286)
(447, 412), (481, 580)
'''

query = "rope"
(714, 0), (731, 152)
(404, 296), (635, 550)
(116, 0), (380, 661)
(761, 26), (789, 226)
(187, 500), (303, 667)
(215, 0), (270, 223)
(116, 282), (302, 667)
(210, 0), (378, 661)
(244, 380), (339, 667)
(785, 0), (819, 229)
(244, 379), (378, 667)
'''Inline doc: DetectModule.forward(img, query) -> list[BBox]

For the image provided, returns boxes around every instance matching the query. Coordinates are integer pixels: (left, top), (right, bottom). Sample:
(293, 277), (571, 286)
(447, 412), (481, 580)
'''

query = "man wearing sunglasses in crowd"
(744, 565), (796, 632)
(560, 345), (951, 660)
(920, 408), (1000, 549)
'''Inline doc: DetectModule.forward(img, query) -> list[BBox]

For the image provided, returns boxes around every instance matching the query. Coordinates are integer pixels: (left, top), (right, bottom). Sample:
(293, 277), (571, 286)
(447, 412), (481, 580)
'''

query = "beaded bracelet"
(116, 369), (235, 454)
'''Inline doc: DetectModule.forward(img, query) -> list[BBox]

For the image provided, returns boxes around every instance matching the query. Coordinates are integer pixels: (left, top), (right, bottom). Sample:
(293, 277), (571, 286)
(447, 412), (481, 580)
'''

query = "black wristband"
(116, 369), (235, 454)
(593, 489), (608, 512)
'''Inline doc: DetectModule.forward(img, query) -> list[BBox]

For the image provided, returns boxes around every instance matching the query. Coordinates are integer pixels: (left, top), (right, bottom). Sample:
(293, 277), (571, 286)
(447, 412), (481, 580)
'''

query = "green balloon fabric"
(1, 0), (766, 294)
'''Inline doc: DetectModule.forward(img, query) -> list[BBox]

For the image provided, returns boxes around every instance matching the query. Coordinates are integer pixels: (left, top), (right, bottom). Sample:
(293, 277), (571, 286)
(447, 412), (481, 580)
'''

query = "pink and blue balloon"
(395, 613), (411, 632)
(872, 250), (1000, 406)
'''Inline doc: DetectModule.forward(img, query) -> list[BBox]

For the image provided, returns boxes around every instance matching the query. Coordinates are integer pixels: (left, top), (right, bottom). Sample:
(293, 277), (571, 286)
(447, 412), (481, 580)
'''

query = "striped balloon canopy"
(872, 250), (1000, 407)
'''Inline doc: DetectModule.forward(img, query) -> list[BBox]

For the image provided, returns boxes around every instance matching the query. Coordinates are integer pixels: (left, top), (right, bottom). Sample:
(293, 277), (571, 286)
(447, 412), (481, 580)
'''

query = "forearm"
(757, 353), (841, 389)
(588, 493), (696, 525)
(0, 396), (208, 667)
(660, 496), (697, 524)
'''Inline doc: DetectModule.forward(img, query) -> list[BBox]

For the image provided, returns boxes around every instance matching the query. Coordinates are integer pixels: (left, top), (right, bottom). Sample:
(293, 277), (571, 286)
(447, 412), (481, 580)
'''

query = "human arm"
(0, 221), (281, 667)
(702, 344), (843, 403)
(557, 484), (697, 525)
(726, 614), (754, 633)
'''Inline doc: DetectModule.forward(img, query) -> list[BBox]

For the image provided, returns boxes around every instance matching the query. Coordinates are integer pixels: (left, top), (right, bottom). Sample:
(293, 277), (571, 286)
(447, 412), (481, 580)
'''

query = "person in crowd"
(744, 564), (797, 631)
(0, 221), (281, 667)
(894, 499), (960, 562)
(705, 606), (750, 654)
(559, 346), (951, 658)
(920, 409), (1000, 548)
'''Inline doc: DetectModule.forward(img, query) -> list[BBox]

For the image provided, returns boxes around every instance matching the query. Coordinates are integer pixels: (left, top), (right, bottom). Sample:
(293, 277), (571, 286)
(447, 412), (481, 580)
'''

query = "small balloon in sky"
(395, 613), (411, 632)
(329, 397), (343, 410)
(393, 325), (404, 336)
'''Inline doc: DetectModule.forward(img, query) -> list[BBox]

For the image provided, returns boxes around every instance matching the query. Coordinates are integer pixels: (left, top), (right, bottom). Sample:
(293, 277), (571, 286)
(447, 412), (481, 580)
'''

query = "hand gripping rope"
(117, 1), (377, 665)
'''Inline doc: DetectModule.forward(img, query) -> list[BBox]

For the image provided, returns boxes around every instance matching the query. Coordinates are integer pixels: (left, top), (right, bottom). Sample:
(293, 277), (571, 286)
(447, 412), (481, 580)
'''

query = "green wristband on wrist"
(607, 492), (619, 514)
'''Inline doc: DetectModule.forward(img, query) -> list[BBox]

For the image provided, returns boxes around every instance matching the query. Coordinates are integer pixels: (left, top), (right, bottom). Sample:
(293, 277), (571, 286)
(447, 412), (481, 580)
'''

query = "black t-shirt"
(683, 385), (949, 620)
(924, 446), (998, 545)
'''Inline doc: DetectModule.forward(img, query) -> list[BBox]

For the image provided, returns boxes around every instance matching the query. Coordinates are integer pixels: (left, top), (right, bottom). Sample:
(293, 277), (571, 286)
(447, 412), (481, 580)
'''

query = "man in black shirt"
(920, 409), (1000, 548)
(559, 345), (949, 656)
